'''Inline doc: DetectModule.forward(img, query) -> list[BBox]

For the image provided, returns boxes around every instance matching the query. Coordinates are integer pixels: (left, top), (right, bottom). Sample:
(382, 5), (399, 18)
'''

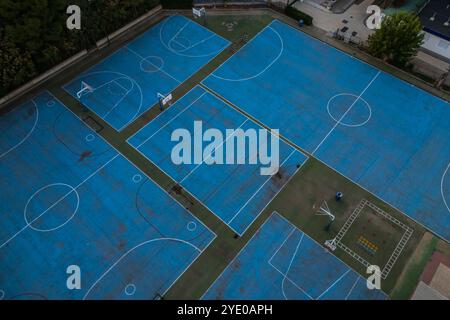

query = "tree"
(0, 31), (36, 96)
(367, 12), (424, 67)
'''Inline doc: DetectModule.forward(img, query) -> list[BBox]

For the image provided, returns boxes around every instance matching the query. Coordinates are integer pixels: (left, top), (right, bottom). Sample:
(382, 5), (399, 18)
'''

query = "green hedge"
(160, 0), (192, 9)
(285, 6), (313, 26)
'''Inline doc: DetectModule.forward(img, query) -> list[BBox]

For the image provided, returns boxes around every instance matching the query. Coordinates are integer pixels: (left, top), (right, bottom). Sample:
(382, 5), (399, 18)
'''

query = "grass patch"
(390, 233), (438, 299)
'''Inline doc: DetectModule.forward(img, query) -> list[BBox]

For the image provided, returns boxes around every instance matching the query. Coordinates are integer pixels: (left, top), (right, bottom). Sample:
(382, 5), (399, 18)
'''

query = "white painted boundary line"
(0, 99), (39, 159)
(62, 14), (230, 132)
(0, 155), (119, 250)
(274, 212), (389, 299)
(128, 85), (307, 236)
(211, 26), (284, 82)
(179, 119), (249, 184)
(334, 199), (413, 279)
(1, 92), (217, 300)
(202, 211), (385, 300)
(125, 45), (182, 84)
(159, 15), (231, 59)
(441, 163), (450, 213)
(201, 17), (450, 241)
(312, 71), (381, 155)
(200, 22), (275, 86)
(267, 221), (352, 300)
(345, 276), (360, 300)
(83, 236), (214, 300)
(204, 60), (450, 243)
(200, 211), (278, 300)
(58, 92), (218, 298)
(277, 18), (450, 105)
(269, 257), (314, 300)
(136, 92), (206, 148)
(228, 149), (296, 225)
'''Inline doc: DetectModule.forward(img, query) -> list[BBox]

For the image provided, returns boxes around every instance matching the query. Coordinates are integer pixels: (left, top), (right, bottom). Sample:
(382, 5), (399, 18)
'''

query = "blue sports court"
(64, 15), (229, 131)
(0, 92), (215, 299)
(202, 19), (450, 241)
(203, 212), (388, 300)
(128, 86), (308, 235)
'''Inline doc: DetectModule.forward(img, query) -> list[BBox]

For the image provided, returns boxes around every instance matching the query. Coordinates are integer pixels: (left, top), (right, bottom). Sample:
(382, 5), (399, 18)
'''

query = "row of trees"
(0, 0), (159, 97)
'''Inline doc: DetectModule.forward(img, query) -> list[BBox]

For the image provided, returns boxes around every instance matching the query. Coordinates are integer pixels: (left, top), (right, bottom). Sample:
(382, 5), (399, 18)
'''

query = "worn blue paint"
(64, 15), (229, 131)
(0, 92), (214, 299)
(202, 19), (450, 241)
(203, 212), (388, 300)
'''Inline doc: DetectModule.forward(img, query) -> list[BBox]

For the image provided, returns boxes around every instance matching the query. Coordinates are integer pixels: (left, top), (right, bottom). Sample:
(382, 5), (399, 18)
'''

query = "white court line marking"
(273, 212), (389, 299)
(280, 233), (305, 300)
(228, 149), (297, 225)
(172, 39), (187, 49)
(200, 211), (279, 299)
(277, 18), (450, 105)
(2, 92), (218, 301)
(24, 183), (80, 232)
(0, 154), (119, 250)
(136, 92), (207, 149)
(441, 163), (450, 213)
(269, 262), (314, 299)
(179, 119), (249, 184)
(180, 34), (216, 52)
(129, 86), (308, 236)
(0, 99), (39, 159)
(125, 45), (181, 84)
(326, 93), (372, 127)
(113, 79), (131, 92)
(169, 21), (190, 44)
(102, 83), (134, 119)
(83, 237), (203, 300)
(312, 71), (381, 155)
(212, 27), (284, 82)
(70, 71), (143, 131)
(345, 276), (360, 300)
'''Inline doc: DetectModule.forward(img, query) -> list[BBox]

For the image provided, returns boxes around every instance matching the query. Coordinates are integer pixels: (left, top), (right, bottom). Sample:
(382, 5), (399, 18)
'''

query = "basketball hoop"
(77, 81), (93, 99)
(157, 92), (173, 111)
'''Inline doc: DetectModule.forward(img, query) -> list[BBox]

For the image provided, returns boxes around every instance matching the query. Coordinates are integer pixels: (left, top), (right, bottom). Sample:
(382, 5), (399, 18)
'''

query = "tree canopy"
(367, 12), (424, 67)
(0, 0), (159, 97)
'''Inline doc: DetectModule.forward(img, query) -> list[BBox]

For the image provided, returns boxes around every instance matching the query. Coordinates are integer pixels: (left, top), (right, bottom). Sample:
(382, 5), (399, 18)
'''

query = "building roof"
(419, 0), (450, 41)
(411, 281), (448, 300)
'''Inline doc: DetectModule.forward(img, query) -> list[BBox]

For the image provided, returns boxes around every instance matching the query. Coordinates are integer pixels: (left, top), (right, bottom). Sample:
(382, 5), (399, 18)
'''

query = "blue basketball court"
(0, 92), (215, 300)
(203, 212), (388, 300)
(128, 86), (307, 235)
(64, 15), (229, 131)
(202, 20), (450, 241)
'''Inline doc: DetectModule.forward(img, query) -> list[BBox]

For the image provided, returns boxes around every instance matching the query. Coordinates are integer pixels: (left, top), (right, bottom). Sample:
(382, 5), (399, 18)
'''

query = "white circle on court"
(47, 100), (55, 107)
(132, 174), (142, 183)
(327, 93), (372, 127)
(442, 164), (450, 213)
(125, 284), (136, 296)
(140, 56), (164, 73)
(85, 134), (95, 142)
(0, 290), (4, 300)
(24, 183), (80, 232)
(187, 221), (197, 232)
